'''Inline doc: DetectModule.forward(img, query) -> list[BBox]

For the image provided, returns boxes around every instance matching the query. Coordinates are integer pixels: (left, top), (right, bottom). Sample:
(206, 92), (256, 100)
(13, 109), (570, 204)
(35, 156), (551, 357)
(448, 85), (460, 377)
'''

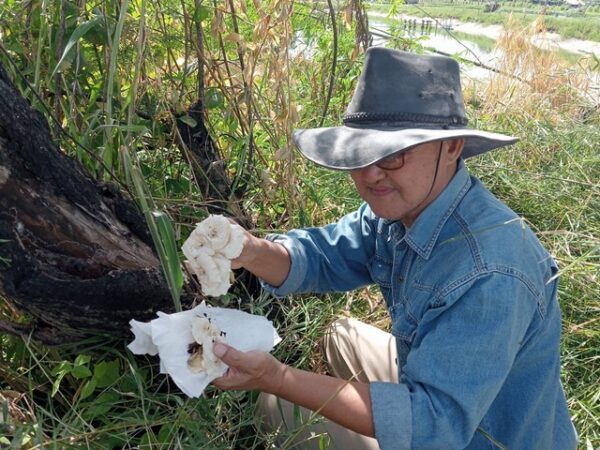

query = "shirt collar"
(402, 159), (472, 260)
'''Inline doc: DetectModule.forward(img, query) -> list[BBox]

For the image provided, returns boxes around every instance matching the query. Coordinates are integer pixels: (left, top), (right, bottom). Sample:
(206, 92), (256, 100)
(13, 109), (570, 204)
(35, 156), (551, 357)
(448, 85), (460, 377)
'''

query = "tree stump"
(0, 63), (194, 344)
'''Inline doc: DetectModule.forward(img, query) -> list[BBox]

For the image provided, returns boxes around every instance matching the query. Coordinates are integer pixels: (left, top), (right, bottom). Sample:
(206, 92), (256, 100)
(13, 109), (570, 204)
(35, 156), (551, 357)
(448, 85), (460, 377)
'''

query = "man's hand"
(228, 229), (291, 288)
(229, 229), (260, 270)
(212, 342), (375, 437)
(212, 342), (287, 395)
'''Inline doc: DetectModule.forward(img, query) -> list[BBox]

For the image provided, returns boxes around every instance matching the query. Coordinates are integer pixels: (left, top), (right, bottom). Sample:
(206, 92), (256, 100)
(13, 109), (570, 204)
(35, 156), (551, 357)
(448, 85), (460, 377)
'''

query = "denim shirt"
(262, 161), (577, 450)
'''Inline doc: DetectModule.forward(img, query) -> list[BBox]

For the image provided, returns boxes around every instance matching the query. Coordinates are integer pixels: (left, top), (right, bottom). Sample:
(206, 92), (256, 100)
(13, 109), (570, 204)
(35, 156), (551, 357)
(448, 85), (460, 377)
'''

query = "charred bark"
(174, 101), (253, 229)
(0, 63), (194, 343)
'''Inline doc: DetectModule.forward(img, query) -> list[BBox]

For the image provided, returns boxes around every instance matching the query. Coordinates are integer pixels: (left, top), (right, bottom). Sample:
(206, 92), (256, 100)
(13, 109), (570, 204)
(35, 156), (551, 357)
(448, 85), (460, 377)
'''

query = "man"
(211, 48), (577, 449)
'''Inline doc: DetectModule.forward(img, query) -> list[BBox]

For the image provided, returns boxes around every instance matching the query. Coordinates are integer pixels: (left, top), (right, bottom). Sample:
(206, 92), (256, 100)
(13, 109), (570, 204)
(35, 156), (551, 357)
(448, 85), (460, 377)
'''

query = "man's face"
(350, 140), (463, 226)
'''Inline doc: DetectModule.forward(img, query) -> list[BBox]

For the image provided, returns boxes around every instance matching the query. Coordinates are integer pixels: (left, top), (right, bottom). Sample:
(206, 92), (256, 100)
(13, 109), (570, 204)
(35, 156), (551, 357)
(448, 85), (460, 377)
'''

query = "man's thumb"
(213, 342), (228, 357)
(213, 342), (242, 366)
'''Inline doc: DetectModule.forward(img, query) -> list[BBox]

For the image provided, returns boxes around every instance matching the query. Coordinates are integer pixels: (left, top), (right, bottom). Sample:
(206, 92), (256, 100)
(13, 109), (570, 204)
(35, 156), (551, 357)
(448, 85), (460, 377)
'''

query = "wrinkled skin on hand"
(211, 342), (286, 395)
(229, 229), (259, 271)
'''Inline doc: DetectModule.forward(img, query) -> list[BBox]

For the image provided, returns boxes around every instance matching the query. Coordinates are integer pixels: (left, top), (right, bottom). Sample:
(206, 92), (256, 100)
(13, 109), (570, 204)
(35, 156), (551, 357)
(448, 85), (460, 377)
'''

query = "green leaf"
(205, 88), (224, 109)
(84, 15), (114, 46)
(74, 354), (91, 366)
(82, 391), (119, 420)
(51, 372), (67, 397)
(79, 378), (97, 401)
(139, 431), (157, 448)
(118, 374), (136, 393)
(224, 111), (239, 133)
(71, 365), (92, 379)
(178, 115), (198, 127)
(292, 403), (302, 427)
(194, 5), (211, 22)
(116, 124), (151, 134)
(51, 361), (71, 376)
(93, 360), (120, 388)
(152, 211), (184, 312)
(157, 423), (174, 443)
(51, 18), (103, 77)
(165, 177), (190, 195)
(319, 435), (329, 450)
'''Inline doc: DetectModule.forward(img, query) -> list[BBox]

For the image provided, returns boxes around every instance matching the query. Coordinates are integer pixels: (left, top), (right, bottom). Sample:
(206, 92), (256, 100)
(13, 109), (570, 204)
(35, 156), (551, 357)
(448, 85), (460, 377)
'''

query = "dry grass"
(473, 15), (593, 124)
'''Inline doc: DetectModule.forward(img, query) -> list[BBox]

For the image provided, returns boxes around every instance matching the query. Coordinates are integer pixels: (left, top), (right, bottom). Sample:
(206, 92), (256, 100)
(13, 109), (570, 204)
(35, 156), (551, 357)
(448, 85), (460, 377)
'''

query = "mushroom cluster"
(182, 214), (245, 297)
(187, 316), (227, 377)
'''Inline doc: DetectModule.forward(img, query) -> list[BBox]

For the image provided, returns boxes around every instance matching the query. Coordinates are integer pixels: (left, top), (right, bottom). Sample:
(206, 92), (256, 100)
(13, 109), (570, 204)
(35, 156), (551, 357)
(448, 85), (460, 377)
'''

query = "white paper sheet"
(128, 303), (281, 397)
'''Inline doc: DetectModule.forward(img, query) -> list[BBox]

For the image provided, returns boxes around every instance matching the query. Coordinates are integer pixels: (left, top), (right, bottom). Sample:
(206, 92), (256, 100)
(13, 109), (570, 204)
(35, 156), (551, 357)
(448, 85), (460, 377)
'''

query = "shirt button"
(397, 276), (404, 282)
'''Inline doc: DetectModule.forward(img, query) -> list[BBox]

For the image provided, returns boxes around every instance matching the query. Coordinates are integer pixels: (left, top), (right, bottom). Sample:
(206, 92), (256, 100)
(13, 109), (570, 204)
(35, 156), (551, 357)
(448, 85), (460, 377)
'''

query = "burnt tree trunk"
(174, 101), (253, 229)
(0, 63), (197, 343)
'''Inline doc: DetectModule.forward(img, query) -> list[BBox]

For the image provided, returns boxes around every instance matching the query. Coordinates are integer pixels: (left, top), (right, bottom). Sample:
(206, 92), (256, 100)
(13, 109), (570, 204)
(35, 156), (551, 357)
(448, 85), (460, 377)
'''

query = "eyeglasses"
(371, 141), (445, 171)
(374, 150), (407, 170)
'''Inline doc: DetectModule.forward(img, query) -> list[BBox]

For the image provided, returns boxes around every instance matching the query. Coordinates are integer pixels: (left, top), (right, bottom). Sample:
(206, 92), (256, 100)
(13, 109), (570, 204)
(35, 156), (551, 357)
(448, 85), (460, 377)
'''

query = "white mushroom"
(127, 320), (159, 356)
(212, 255), (232, 283)
(221, 223), (245, 259)
(187, 343), (205, 372)
(182, 228), (215, 259)
(183, 215), (247, 297)
(201, 280), (230, 297)
(127, 302), (281, 398)
(191, 316), (218, 342)
(189, 252), (218, 284)
(187, 316), (227, 376)
(197, 214), (232, 251)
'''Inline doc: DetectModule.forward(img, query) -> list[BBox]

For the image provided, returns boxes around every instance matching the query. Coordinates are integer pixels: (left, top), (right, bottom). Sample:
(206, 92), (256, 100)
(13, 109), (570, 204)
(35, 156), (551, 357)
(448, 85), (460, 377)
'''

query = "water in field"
(370, 17), (501, 81)
(368, 13), (600, 104)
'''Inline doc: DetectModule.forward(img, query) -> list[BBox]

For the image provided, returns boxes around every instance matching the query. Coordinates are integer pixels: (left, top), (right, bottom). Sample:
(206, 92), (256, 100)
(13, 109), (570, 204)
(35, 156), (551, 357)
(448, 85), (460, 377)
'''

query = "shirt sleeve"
(260, 203), (378, 296)
(370, 272), (539, 450)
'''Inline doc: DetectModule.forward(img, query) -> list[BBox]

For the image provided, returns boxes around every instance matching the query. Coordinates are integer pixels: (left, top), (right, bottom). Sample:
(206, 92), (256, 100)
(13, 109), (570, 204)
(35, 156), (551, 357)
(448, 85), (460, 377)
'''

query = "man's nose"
(360, 164), (387, 183)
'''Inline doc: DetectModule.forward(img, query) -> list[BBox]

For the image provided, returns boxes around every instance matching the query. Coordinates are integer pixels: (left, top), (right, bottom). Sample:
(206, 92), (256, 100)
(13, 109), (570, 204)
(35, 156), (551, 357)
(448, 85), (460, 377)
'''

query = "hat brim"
(292, 125), (518, 170)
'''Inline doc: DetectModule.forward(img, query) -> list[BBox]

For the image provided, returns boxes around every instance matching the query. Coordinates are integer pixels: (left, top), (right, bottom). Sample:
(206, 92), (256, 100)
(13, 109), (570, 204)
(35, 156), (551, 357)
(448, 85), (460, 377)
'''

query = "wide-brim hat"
(293, 48), (518, 170)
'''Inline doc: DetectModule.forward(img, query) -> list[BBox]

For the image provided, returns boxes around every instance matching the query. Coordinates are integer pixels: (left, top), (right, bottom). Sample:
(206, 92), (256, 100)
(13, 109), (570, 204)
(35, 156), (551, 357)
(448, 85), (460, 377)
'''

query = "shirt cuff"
(258, 234), (308, 297)
(370, 382), (412, 450)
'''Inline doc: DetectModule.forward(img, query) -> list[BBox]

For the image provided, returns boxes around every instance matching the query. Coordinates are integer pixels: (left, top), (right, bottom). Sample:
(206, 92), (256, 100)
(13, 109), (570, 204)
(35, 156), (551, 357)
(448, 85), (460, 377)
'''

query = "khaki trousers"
(256, 318), (398, 450)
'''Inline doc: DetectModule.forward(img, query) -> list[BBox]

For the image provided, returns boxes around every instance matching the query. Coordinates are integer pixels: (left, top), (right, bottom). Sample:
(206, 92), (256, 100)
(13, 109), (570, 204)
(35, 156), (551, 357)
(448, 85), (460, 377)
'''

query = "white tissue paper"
(127, 303), (281, 398)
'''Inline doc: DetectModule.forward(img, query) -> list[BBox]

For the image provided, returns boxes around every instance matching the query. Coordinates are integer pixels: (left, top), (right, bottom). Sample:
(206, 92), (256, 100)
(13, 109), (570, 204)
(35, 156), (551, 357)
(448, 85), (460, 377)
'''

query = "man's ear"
(445, 139), (465, 162)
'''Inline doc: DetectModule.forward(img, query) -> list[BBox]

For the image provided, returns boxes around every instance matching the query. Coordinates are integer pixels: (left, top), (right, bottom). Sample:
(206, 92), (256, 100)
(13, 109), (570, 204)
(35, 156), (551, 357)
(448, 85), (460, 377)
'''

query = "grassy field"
(1, 1), (599, 448)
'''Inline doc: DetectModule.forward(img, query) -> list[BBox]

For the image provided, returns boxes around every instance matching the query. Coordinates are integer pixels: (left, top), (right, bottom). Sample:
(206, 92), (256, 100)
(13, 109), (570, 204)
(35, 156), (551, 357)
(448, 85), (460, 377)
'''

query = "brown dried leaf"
(343, 5), (353, 29)
(224, 32), (243, 43)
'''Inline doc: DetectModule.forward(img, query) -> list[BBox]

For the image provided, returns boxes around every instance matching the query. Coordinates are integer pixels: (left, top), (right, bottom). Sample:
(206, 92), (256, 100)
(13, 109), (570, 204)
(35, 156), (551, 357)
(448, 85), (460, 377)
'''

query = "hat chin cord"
(401, 141), (443, 226)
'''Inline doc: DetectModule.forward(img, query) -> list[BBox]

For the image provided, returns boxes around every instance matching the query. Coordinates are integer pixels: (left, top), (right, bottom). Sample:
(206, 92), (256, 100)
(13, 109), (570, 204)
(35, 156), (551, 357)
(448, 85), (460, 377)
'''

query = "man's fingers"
(213, 342), (244, 367)
(212, 371), (237, 390)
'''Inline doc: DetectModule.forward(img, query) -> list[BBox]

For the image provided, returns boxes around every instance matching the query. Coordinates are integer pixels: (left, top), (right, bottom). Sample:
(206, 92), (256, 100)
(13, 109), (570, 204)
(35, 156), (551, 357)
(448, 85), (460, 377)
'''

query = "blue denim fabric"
(261, 161), (578, 449)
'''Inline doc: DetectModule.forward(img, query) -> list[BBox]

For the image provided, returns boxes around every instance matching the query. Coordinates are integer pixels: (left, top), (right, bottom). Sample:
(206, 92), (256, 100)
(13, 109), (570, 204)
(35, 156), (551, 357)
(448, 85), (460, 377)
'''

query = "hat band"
(343, 111), (468, 126)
